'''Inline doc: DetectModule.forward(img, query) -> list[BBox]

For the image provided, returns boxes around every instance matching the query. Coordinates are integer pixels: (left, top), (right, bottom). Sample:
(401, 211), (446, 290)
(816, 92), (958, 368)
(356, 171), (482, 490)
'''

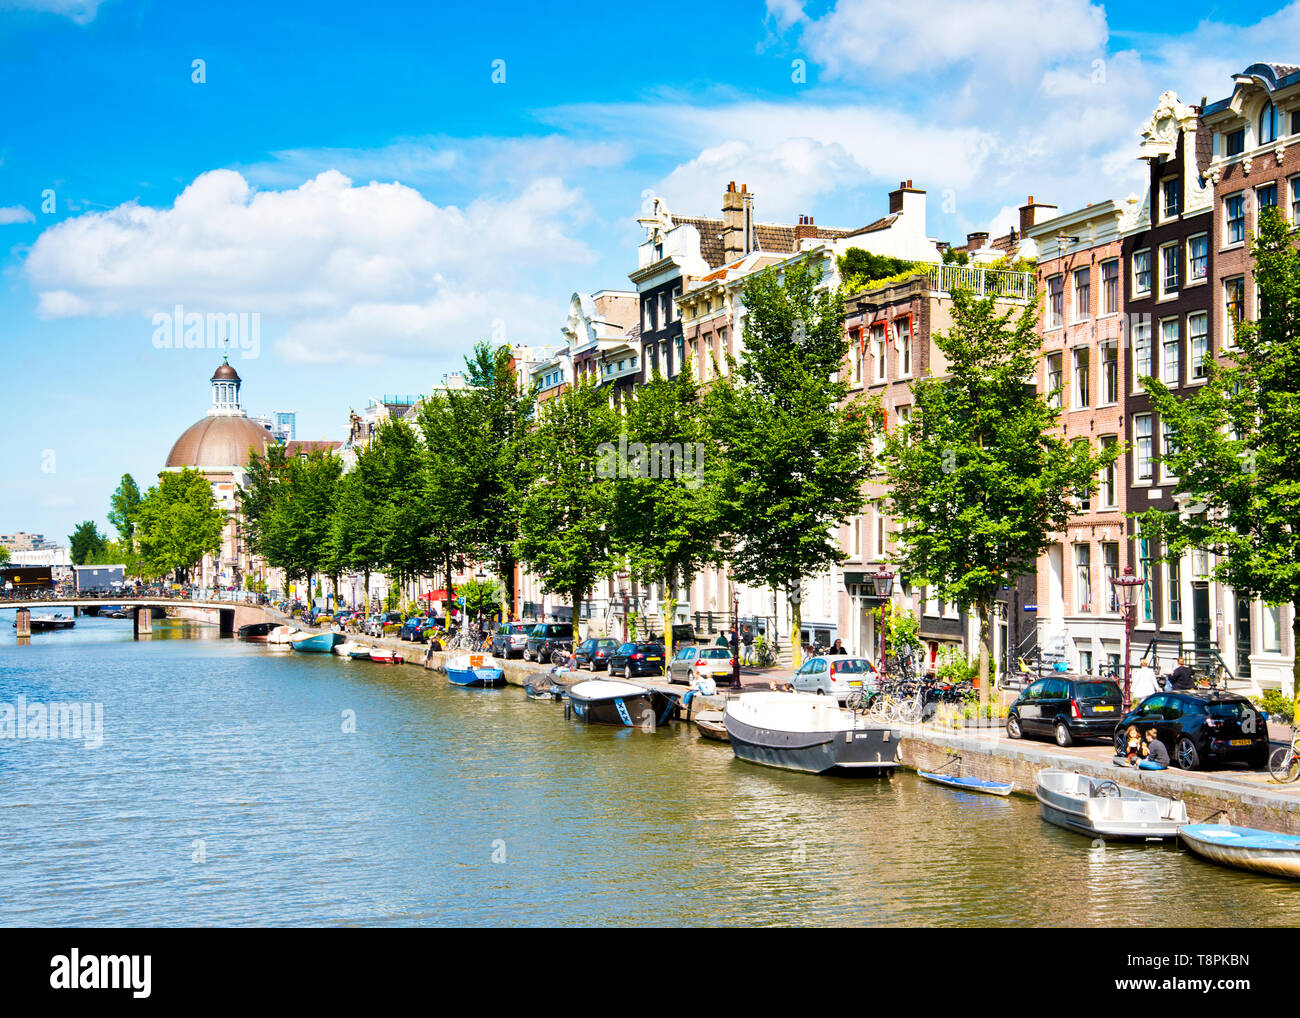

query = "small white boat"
(1035, 769), (1188, 840)
(266, 626), (300, 645)
(1179, 825), (1300, 879)
(335, 640), (366, 657)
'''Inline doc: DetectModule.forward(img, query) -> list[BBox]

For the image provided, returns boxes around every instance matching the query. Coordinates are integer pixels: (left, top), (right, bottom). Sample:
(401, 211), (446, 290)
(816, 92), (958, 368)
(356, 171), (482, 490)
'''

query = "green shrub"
(382, 623), (401, 636)
(1256, 689), (1295, 725)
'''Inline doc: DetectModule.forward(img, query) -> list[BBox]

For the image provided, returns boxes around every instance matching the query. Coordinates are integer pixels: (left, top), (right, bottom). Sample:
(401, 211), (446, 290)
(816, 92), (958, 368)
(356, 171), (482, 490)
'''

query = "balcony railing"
(925, 264), (1037, 302)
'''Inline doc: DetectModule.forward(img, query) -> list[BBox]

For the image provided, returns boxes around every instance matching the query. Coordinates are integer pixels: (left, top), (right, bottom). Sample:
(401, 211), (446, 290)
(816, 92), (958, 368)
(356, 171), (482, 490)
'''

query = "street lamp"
(869, 566), (895, 680)
(618, 572), (629, 642)
(1111, 564), (1146, 710)
(732, 587), (741, 689)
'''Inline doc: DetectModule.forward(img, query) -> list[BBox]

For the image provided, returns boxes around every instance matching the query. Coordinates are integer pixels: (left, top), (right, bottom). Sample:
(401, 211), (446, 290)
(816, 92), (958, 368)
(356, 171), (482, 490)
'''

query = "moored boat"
(19, 614), (76, 632)
(266, 626), (299, 645)
(1035, 769), (1188, 839)
(290, 631), (345, 654)
(1178, 824), (1300, 879)
(525, 680), (566, 700)
(367, 646), (405, 664)
(445, 653), (503, 685)
(918, 768), (1013, 796)
(723, 691), (900, 774)
(567, 678), (666, 727)
(238, 622), (279, 642)
(335, 640), (366, 657)
(694, 710), (729, 742)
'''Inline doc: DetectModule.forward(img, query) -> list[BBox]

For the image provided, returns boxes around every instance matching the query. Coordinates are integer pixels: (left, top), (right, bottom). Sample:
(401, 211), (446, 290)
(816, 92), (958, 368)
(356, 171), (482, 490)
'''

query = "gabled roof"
(669, 215), (855, 268)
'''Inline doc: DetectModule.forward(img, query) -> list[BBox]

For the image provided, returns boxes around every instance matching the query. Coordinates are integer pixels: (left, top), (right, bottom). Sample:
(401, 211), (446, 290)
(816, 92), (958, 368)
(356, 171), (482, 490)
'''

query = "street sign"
(458, 596), (466, 607)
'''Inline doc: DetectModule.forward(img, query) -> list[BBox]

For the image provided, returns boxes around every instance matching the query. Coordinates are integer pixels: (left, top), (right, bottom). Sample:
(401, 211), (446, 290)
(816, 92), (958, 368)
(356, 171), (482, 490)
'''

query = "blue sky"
(1, 0), (1297, 543)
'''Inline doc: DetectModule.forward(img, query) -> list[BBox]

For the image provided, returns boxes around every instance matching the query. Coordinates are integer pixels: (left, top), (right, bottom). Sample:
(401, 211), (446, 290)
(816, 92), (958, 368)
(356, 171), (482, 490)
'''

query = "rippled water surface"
(1, 615), (1298, 927)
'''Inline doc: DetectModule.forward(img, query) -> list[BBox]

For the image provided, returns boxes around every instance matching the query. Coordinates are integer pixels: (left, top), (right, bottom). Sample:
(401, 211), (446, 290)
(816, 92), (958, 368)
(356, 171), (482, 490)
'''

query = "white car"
(792, 655), (879, 703)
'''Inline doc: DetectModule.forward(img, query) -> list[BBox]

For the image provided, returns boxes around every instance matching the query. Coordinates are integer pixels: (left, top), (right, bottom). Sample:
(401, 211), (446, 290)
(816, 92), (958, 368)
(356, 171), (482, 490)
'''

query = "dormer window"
(1260, 101), (1278, 145)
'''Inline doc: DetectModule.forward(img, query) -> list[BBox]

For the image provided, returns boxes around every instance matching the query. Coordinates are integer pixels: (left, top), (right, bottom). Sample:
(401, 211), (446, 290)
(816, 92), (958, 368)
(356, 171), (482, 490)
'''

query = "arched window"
(1259, 101), (1277, 144)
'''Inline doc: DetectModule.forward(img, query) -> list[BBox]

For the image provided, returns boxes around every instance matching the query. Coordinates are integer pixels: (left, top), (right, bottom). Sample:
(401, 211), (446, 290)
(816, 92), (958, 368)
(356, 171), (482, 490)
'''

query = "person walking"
(741, 625), (754, 666)
(1130, 656), (1159, 702)
(1168, 657), (1194, 691)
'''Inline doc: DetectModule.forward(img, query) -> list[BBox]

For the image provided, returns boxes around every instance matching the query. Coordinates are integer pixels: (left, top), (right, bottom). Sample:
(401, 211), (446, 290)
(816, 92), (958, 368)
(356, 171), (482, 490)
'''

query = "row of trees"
(74, 470), (225, 582)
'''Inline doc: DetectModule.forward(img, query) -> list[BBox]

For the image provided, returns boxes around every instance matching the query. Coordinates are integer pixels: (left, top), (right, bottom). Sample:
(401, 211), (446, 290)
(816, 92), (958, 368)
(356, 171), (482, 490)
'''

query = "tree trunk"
(445, 552), (454, 625)
(573, 585), (585, 644)
(1291, 603), (1300, 723)
(977, 598), (992, 710)
(663, 592), (677, 656)
(791, 596), (803, 671)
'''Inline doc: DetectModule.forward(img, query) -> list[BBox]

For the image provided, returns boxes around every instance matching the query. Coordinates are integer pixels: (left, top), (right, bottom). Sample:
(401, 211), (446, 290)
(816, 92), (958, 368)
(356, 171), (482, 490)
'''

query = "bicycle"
(1269, 726), (1300, 782)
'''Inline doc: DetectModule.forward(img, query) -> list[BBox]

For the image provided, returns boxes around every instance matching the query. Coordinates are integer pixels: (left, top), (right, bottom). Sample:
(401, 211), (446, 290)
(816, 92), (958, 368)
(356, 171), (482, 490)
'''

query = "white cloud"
(0, 205), (35, 224)
(764, 0), (807, 31)
(0, 0), (102, 24)
(23, 169), (595, 364)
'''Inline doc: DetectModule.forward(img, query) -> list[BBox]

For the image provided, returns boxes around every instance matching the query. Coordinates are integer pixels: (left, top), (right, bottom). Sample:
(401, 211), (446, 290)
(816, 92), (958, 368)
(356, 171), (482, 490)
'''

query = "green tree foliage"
(611, 364), (722, 649)
(68, 520), (107, 565)
(883, 288), (1114, 702)
(836, 247), (917, 286)
(0, 546), (9, 565)
(369, 418), (443, 605)
(107, 474), (143, 551)
(1138, 206), (1300, 707)
(241, 446), (342, 595)
(133, 469), (225, 582)
(516, 377), (619, 636)
(708, 258), (879, 666)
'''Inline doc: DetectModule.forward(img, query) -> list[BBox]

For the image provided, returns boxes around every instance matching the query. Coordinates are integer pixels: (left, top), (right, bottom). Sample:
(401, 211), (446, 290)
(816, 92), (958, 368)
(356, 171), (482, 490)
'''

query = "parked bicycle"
(1269, 726), (1300, 783)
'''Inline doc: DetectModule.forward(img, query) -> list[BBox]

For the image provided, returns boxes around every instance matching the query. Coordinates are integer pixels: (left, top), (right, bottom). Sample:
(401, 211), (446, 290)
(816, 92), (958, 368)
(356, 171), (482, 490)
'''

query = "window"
(1134, 414), (1154, 481)
(1046, 352), (1063, 409)
(1188, 234), (1208, 283)
(1226, 193), (1246, 245)
(1099, 436), (1118, 507)
(1073, 268), (1090, 321)
(1161, 318), (1180, 385)
(1073, 347), (1090, 408)
(670, 285), (681, 322)
(852, 330), (862, 383)
(1103, 542), (1120, 612)
(874, 501), (887, 560)
(643, 301), (656, 332)
(871, 325), (886, 382)
(1160, 242), (1179, 297)
(1075, 545), (1092, 613)
(1189, 312), (1209, 379)
(1167, 556), (1182, 624)
(1161, 178), (1180, 220)
(1139, 538), (1154, 623)
(1133, 249), (1151, 295)
(894, 319), (912, 376)
(1224, 276), (1246, 345)
(896, 404), (912, 439)
(1294, 111), (1300, 137)
(1260, 101), (1278, 145)
(1047, 274), (1064, 328)
(1101, 259), (1119, 315)
(1073, 438), (1091, 510)
(1263, 604), (1283, 652)
(1292, 176), (1300, 223)
(1258, 183), (1278, 210)
(1133, 319), (1151, 386)
(1161, 428), (1179, 483)
(851, 515), (861, 558)
(1226, 128), (1245, 156)
(1101, 343), (1118, 404)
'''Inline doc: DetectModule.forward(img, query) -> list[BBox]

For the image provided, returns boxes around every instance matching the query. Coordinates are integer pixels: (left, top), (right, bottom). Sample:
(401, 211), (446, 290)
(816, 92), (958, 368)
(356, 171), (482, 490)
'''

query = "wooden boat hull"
(447, 665), (504, 686)
(1035, 769), (1187, 839)
(291, 632), (344, 653)
(694, 710), (729, 742)
(918, 770), (1013, 796)
(1179, 825), (1300, 879)
(567, 680), (663, 727)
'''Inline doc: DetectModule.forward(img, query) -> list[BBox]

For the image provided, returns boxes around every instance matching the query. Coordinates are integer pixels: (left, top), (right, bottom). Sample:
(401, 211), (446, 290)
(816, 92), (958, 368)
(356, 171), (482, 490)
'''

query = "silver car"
(792, 656), (879, 703)
(668, 645), (734, 685)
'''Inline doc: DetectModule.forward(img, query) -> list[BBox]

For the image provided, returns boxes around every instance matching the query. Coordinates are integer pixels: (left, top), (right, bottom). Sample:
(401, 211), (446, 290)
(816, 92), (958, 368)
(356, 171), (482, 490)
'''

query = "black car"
(1006, 676), (1123, 747)
(607, 641), (666, 679)
(524, 623), (573, 663)
(1114, 691), (1269, 771)
(573, 637), (621, 671)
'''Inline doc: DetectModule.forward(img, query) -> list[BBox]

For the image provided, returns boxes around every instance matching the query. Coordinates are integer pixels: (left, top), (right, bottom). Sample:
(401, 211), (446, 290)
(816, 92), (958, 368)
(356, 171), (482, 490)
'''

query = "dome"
(165, 415), (272, 469)
(212, 362), (241, 382)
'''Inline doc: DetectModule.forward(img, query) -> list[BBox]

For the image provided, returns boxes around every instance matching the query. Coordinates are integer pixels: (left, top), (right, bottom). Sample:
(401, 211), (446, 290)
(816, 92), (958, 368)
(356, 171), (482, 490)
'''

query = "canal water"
(2, 614), (1298, 927)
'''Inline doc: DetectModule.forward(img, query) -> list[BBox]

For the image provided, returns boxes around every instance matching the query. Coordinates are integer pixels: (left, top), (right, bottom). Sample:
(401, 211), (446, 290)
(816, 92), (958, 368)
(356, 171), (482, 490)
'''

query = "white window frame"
(1160, 318), (1180, 386)
(1133, 319), (1151, 390)
(1188, 312), (1209, 381)
(1047, 274), (1064, 328)
(1132, 249), (1151, 296)
(1099, 435), (1118, 508)
(1159, 241), (1180, 299)
(1225, 192), (1246, 246)
(1101, 259), (1120, 316)
(1072, 346), (1090, 409)
(1073, 267), (1090, 322)
(1134, 413), (1154, 482)
(1187, 233), (1208, 285)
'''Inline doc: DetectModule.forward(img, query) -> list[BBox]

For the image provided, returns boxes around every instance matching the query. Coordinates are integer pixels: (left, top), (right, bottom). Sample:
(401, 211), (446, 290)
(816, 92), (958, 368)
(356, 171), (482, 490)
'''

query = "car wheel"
(625, 665), (634, 680)
(1006, 715), (1021, 740)
(1054, 721), (1074, 747)
(1176, 736), (1200, 770)
(816, 688), (826, 697)
(1114, 730), (1127, 756)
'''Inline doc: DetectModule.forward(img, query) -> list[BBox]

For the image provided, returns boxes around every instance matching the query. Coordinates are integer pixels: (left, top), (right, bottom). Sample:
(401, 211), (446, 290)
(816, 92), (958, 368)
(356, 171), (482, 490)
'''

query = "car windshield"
(1076, 682), (1119, 699)
(699, 648), (730, 659)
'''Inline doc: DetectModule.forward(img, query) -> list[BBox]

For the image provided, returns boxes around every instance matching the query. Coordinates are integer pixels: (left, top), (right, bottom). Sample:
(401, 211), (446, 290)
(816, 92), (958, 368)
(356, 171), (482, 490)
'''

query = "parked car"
(491, 622), (532, 659)
(1114, 691), (1269, 770)
(668, 644), (735, 685)
(1006, 677), (1123, 746)
(671, 623), (697, 648)
(607, 641), (666, 679)
(524, 623), (573, 663)
(573, 637), (621, 671)
(398, 616), (428, 642)
(368, 611), (403, 637)
(409, 617), (438, 644)
(791, 655), (878, 702)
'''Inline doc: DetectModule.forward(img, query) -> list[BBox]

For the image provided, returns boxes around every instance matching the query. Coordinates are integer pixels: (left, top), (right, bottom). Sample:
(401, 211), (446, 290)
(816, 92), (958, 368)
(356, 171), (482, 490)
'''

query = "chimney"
(794, 214), (818, 245)
(966, 231), (989, 249)
(722, 182), (746, 262)
(1019, 195), (1058, 237)
(887, 179), (926, 220)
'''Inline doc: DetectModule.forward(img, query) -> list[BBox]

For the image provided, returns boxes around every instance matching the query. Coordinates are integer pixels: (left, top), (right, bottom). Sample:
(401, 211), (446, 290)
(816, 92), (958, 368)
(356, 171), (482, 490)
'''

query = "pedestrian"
(1168, 657), (1194, 691)
(828, 638), (846, 656)
(1143, 727), (1170, 767)
(1129, 656), (1158, 702)
(741, 625), (754, 666)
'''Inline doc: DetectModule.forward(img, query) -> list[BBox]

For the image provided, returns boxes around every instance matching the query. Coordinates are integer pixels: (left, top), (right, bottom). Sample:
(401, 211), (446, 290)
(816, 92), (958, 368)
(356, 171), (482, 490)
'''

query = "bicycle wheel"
(898, 697), (923, 724)
(1269, 746), (1300, 783)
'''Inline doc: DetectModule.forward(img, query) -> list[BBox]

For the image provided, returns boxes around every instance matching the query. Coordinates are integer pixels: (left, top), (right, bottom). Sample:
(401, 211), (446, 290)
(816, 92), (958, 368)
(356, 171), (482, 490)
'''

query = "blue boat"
(445, 653), (506, 688)
(1179, 824), (1300, 879)
(918, 769), (1013, 796)
(291, 632), (345, 653)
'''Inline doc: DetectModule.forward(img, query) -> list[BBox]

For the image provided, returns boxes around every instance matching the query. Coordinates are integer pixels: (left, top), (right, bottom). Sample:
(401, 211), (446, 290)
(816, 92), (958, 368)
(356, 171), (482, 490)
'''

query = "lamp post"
(618, 572), (629, 642)
(1111, 565), (1145, 711)
(732, 587), (741, 689)
(870, 566), (895, 681)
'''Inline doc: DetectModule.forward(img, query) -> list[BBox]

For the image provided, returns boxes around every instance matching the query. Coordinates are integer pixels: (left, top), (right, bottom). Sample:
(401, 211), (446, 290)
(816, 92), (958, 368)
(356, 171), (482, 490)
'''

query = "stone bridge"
(5, 598), (276, 638)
